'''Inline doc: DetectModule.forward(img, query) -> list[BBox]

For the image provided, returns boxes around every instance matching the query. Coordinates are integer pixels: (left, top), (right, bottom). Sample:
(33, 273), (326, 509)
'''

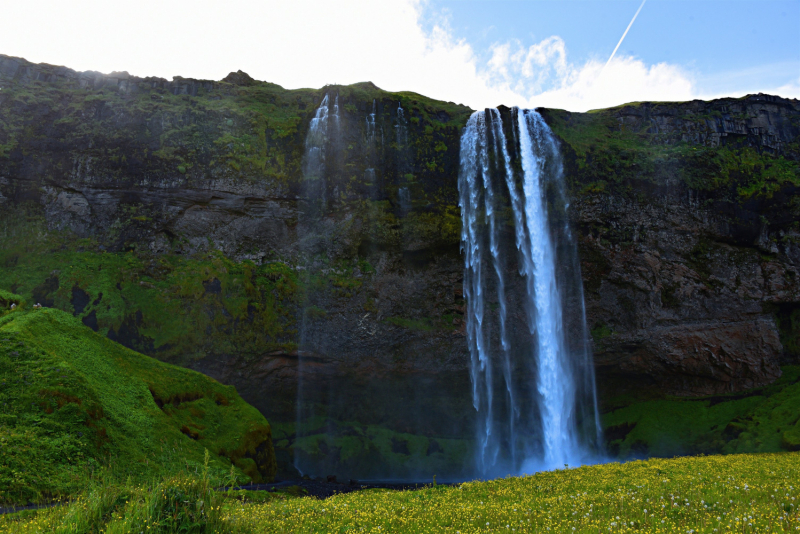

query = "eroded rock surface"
(1, 55), (799, 453)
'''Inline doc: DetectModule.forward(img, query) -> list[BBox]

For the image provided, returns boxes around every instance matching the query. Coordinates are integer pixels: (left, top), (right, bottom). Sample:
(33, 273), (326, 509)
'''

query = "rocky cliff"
(541, 99), (800, 398)
(1, 54), (799, 474)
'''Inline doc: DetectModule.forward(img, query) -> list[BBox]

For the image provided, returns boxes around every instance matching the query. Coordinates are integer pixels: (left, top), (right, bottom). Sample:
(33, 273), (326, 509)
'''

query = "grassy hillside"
(0, 297), (276, 505)
(3, 452), (798, 532)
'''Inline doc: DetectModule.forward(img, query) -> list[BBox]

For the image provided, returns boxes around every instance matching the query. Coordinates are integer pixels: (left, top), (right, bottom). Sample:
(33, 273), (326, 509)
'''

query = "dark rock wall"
(2, 55), (800, 465)
(542, 98), (800, 398)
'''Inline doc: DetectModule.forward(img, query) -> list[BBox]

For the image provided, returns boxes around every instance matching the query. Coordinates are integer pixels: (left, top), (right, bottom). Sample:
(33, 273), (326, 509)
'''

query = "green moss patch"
(0, 305), (276, 505)
(0, 289), (23, 311)
(542, 106), (800, 209)
(602, 366), (800, 458)
(287, 419), (470, 480)
(0, 208), (300, 363)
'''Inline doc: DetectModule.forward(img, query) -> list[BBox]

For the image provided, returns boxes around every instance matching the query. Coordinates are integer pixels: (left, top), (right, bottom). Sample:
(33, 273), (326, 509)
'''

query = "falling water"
(516, 109), (574, 469)
(488, 108), (522, 469)
(366, 99), (377, 142)
(365, 99), (377, 185)
(333, 94), (341, 130)
(396, 103), (408, 147)
(302, 94), (332, 212)
(295, 93), (339, 476)
(396, 102), (412, 208)
(458, 107), (601, 476)
(304, 95), (329, 169)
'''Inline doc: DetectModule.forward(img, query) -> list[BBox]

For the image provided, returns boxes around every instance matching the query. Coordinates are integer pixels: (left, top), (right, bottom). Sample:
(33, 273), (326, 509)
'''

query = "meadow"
(2, 451), (797, 533)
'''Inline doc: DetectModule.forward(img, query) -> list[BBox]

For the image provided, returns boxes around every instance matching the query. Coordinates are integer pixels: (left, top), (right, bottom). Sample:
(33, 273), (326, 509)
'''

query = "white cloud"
(0, 0), (510, 107)
(773, 77), (800, 99)
(697, 71), (800, 102)
(0, 0), (791, 112)
(479, 36), (696, 111)
(529, 56), (697, 112)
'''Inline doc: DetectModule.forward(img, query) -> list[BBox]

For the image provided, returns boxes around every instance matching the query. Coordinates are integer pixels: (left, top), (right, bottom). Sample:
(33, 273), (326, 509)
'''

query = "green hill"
(0, 294), (276, 505)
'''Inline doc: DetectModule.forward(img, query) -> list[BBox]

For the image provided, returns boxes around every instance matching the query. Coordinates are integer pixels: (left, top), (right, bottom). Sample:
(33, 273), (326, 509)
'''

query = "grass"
(0, 452), (302, 533)
(0, 300), (276, 506)
(3, 452), (798, 533)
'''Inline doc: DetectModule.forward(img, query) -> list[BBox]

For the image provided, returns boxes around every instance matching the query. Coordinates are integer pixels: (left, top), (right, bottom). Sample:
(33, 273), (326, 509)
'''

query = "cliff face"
(542, 99), (800, 398)
(1, 54), (799, 471)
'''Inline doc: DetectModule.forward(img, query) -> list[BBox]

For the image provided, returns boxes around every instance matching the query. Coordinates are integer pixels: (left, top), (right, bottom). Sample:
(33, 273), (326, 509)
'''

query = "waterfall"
(396, 102), (412, 208)
(302, 94), (332, 213)
(488, 108), (522, 469)
(333, 94), (341, 130)
(304, 94), (330, 177)
(295, 92), (340, 476)
(516, 109), (574, 469)
(366, 99), (376, 142)
(365, 99), (377, 185)
(458, 108), (601, 476)
(396, 103), (408, 148)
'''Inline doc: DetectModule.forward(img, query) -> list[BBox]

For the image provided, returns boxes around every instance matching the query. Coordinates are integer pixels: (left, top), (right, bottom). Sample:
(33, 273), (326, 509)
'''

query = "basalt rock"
(542, 98), (800, 397)
(1, 55), (799, 463)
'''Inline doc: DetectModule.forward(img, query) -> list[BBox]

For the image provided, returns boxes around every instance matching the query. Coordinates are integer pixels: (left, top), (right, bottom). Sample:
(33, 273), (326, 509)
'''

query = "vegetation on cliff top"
(4, 451), (797, 533)
(0, 54), (471, 210)
(542, 103), (800, 214)
(0, 299), (276, 505)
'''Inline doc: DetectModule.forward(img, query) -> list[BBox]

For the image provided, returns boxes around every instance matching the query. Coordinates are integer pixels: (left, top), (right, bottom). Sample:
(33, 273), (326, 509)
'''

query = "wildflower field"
(2, 451), (797, 533)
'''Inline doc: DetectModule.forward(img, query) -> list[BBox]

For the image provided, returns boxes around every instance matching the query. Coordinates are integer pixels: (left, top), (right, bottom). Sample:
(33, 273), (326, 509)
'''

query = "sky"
(0, 0), (798, 111)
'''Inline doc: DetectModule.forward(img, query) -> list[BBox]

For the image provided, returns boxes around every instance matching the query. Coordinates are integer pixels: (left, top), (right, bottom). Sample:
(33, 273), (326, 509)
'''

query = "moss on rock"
(0, 305), (276, 505)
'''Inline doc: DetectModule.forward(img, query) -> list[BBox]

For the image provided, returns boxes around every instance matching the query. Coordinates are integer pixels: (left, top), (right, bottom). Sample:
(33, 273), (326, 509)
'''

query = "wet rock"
(1, 52), (798, 419)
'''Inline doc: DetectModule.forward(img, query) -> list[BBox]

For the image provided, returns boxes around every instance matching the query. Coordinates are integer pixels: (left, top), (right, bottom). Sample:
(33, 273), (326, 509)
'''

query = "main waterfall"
(459, 108), (602, 476)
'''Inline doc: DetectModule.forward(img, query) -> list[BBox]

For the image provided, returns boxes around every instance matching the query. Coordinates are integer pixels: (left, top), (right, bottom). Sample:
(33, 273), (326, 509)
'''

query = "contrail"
(604, 0), (647, 70)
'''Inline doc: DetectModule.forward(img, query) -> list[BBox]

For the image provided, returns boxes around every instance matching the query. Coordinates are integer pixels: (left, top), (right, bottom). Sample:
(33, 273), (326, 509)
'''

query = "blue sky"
(1, 0), (798, 111)
(422, 0), (799, 97)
